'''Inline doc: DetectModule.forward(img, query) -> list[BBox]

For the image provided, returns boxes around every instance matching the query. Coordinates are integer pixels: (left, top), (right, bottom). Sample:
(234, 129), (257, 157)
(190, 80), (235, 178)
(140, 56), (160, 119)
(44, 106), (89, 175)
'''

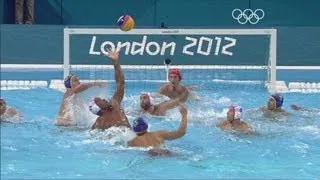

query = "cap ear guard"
(271, 93), (284, 109)
(133, 117), (148, 133)
(89, 100), (102, 116)
(64, 74), (75, 88)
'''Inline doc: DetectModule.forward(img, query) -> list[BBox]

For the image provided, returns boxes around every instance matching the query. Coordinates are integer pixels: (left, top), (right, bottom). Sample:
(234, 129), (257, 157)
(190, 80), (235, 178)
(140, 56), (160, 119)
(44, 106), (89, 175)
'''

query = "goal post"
(63, 28), (277, 92)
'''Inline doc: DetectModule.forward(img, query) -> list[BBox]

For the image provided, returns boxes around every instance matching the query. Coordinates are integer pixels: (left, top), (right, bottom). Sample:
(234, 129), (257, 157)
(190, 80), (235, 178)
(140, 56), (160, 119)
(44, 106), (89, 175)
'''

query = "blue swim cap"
(64, 74), (75, 88)
(133, 117), (148, 134)
(271, 93), (284, 109)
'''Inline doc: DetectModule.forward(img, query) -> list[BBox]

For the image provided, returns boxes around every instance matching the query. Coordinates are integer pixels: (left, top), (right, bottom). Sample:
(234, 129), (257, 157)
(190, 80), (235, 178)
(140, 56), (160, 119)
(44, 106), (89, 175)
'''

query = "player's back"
(92, 100), (130, 130)
(56, 90), (74, 126)
(128, 132), (164, 147)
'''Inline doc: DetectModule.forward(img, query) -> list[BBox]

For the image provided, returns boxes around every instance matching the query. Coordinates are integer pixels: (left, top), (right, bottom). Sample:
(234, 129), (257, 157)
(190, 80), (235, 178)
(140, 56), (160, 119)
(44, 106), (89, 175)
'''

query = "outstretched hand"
(106, 48), (120, 61)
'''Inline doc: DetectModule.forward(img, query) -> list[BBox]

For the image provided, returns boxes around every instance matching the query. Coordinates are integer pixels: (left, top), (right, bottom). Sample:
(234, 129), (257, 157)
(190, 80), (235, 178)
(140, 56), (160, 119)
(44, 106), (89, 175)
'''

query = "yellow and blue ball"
(117, 15), (135, 31)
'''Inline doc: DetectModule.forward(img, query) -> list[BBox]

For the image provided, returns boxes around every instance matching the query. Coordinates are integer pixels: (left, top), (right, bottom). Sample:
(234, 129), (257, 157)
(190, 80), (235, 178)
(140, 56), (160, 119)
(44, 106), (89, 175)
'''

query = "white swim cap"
(232, 105), (243, 119)
(140, 92), (151, 96)
(89, 100), (102, 116)
(140, 92), (154, 101)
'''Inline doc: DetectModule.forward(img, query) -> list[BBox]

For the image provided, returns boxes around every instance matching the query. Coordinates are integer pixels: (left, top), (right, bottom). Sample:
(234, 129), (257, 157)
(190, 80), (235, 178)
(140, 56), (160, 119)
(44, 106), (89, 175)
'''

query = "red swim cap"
(169, 68), (182, 81)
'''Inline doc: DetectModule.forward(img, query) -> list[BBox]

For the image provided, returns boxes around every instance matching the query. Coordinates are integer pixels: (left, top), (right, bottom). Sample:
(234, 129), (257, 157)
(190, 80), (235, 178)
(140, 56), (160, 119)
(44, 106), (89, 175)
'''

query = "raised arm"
(107, 49), (125, 104)
(72, 82), (106, 93)
(158, 99), (180, 111)
(157, 105), (188, 140)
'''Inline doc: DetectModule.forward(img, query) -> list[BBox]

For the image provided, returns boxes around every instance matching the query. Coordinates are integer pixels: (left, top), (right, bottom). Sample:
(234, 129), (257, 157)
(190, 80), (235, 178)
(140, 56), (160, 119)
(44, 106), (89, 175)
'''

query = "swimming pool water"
(1, 70), (320, 179)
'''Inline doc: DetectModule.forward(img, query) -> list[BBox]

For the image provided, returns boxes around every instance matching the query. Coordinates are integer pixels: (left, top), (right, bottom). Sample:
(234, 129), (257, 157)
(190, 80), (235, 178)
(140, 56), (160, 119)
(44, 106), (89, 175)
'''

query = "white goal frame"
(63, 28), (277, 92)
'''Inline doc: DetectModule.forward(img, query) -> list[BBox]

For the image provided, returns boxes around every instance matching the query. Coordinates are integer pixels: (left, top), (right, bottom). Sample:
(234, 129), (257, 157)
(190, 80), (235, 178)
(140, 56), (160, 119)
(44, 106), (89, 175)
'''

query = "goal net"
(63, 28), (277, 93)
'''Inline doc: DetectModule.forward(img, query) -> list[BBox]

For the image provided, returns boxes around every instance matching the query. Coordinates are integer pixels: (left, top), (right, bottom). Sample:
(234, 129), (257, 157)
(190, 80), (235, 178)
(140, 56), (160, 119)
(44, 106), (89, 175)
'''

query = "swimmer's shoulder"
(1, 108), (22, 123)
(92, 116), (104, 129)
(274, 108), (289, 116)
(217, 120), (229, 128)
(6, 107), (17, 113)
(239, 121), (251, 130)
(63, 89), (74, 98)
(259, 106), (268, 112)
(159, 83), (171, 91)
(180, 84), (189, 90)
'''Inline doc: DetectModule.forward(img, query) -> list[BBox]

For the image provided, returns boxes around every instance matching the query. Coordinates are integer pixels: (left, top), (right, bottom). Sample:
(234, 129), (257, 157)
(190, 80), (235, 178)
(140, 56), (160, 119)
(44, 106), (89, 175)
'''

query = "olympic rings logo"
(232, 9), (265, 24)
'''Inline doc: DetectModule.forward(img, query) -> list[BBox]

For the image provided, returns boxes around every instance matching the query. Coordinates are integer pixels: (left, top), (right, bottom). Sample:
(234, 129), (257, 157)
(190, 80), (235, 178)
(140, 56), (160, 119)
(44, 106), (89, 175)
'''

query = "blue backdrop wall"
(1, 0), (320, 26)
(1, 0), (320, 66)
(1, 25), (320, 66)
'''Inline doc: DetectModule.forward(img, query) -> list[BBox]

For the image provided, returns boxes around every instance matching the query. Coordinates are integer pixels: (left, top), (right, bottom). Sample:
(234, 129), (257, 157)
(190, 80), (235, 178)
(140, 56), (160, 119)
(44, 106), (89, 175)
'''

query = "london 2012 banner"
(68, 29), (270, 65)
